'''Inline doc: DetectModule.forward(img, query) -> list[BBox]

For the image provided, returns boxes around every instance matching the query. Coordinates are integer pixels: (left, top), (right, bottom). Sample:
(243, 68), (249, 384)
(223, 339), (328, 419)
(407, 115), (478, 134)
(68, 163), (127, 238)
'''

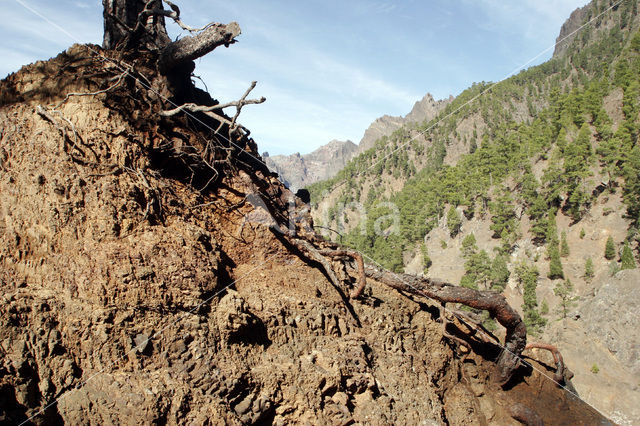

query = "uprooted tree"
(96, 0), (570, 387)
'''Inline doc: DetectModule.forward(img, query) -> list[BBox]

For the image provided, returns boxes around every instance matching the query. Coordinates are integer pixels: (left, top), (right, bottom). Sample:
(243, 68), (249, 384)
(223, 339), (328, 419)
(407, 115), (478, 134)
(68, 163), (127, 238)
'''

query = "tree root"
(525, 342), (573, 385)
(361, 265), (526, 384)
(317, 248), (366, 299)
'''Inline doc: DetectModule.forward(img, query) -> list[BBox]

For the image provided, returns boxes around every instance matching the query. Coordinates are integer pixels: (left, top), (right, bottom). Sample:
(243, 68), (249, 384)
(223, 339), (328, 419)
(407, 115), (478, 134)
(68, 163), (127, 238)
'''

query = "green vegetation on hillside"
(310, 0), (640, 280)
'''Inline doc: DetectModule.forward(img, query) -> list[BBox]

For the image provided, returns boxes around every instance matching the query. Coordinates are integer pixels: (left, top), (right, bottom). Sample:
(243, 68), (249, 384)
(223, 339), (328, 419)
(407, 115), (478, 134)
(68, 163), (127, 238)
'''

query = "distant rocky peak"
(266, 92), (451, 190)
(358, 93), (451, 152)
(405, 92), (452, 126)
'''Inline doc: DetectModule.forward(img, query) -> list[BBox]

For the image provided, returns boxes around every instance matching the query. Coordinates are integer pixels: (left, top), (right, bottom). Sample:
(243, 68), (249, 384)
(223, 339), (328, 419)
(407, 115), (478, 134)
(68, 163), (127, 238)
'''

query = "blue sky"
(2, 0), (589, 155)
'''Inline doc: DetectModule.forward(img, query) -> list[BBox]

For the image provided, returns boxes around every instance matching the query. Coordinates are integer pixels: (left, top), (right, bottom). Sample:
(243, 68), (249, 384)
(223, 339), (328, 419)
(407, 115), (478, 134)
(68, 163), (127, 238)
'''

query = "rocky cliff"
(553, 4), (590, 58)
(263, 140), (358, 192)
(0, 44), (609, 425)
(359, 93), (452, 152)
(266, 93), (450, 191)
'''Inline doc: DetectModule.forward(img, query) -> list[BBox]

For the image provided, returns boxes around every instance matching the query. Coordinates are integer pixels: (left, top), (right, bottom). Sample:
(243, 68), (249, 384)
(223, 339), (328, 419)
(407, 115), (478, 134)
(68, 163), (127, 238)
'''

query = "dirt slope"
(0, 45), (611, 425)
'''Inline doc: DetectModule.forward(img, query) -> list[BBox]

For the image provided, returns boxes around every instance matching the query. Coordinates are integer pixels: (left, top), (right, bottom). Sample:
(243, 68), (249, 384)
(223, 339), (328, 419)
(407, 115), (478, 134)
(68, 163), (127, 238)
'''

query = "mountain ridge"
(265, 92), (451, 191)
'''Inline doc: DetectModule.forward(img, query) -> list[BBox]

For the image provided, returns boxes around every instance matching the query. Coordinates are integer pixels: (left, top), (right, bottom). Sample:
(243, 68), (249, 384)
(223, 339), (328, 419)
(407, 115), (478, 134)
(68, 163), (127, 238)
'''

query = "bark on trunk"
(102, 0), (169, 50)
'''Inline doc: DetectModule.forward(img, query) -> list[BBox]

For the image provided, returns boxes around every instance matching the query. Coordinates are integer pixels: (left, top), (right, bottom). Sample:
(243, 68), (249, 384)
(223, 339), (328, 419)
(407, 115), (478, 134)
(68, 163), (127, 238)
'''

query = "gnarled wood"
(363, 265), (526, 384)
(525, 342), (572, 385)
(158, 22), (241, 72)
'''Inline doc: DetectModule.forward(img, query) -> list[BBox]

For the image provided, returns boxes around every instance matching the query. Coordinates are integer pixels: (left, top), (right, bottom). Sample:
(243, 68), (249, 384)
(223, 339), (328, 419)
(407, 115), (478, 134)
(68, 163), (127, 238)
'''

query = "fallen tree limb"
(363, 265), (526, 384)
(317, 249), (366, 299)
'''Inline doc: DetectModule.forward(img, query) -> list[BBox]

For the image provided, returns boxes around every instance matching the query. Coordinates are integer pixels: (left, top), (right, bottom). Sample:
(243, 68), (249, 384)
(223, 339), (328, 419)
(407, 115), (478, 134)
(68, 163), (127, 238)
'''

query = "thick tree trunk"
(102, 0), (169, 50)
(102, 0), (240, 75)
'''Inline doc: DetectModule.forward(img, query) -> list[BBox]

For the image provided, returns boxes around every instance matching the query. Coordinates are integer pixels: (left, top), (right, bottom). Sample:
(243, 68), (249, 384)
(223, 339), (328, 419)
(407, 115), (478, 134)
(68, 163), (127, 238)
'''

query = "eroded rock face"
(581, 269), (640, 375)
(0, 45), (611, 425)
(264, 140), (358, 192)
(553, 4), (590, 58)
(543, 269), (640, 424)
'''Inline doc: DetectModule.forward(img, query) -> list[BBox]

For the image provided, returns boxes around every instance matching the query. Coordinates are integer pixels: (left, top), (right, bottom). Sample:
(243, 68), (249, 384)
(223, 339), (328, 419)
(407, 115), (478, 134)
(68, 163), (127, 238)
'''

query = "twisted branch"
(525, 342), (572, 385)
(160, 81), (265, 137)
(362, 265), (526, 384)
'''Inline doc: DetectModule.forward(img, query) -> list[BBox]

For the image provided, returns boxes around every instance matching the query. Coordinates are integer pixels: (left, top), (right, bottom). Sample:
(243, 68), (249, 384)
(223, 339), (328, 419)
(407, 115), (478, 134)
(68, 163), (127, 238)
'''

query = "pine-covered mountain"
(265, 93), (451, 191)
(309, 0), (640, 422)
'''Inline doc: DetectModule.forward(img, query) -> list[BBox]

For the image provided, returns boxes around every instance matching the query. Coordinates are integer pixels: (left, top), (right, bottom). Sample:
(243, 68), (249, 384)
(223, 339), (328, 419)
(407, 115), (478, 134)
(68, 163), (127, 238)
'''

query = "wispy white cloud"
(466, 0), (589, 40)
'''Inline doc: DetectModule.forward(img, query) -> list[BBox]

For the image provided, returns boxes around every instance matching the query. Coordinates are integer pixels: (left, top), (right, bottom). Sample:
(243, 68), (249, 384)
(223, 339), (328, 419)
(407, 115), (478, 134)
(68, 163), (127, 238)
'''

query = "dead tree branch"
(158, 21), (241, 72)
(158, 0), (216, 33)
(317, 249), (366, 299)
(160, 81), (265, 137)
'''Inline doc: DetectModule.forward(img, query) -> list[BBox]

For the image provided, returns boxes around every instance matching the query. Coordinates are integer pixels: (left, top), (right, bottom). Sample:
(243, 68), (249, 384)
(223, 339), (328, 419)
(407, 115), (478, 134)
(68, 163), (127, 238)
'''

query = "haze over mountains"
(264, 93), (452, 191)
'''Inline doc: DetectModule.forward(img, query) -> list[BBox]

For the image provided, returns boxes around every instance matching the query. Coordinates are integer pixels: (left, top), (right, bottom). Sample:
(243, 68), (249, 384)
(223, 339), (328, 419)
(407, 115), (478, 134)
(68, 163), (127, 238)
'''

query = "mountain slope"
(264, 139), (357, 192)
(266, 93), (451, 191)
(309, 0), (640, 421)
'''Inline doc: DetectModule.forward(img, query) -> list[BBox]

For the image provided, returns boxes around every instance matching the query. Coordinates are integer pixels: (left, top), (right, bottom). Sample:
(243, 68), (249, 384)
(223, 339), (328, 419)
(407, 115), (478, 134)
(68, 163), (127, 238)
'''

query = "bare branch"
(159, 0), (217, 33)
(158, 21), (241, 72)
(160, 96), (265, 117)
(230, 81), (259, 130)
(160, 81), (265, 139)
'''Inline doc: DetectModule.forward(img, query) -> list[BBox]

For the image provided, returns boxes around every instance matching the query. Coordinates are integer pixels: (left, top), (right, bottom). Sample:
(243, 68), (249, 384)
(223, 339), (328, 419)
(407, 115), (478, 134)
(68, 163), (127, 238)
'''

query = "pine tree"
(490, 255), (510, 292)
(621, 240), (636, 270)
(548, 244), (564, 279)
(605, 235), (616, 260)
(554, 279), (577, 318)
(560, 231), (570, 257)
(446, 206), (462, 237)
(464, 250), (492, 290)
(564, 123), (594, 219)
(515, 263), (546, 333)
(584, 257), (595, 281)
(461, 233), (477, 257)
(421, 244), (432, 274)
(546, 214), (559, 245)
